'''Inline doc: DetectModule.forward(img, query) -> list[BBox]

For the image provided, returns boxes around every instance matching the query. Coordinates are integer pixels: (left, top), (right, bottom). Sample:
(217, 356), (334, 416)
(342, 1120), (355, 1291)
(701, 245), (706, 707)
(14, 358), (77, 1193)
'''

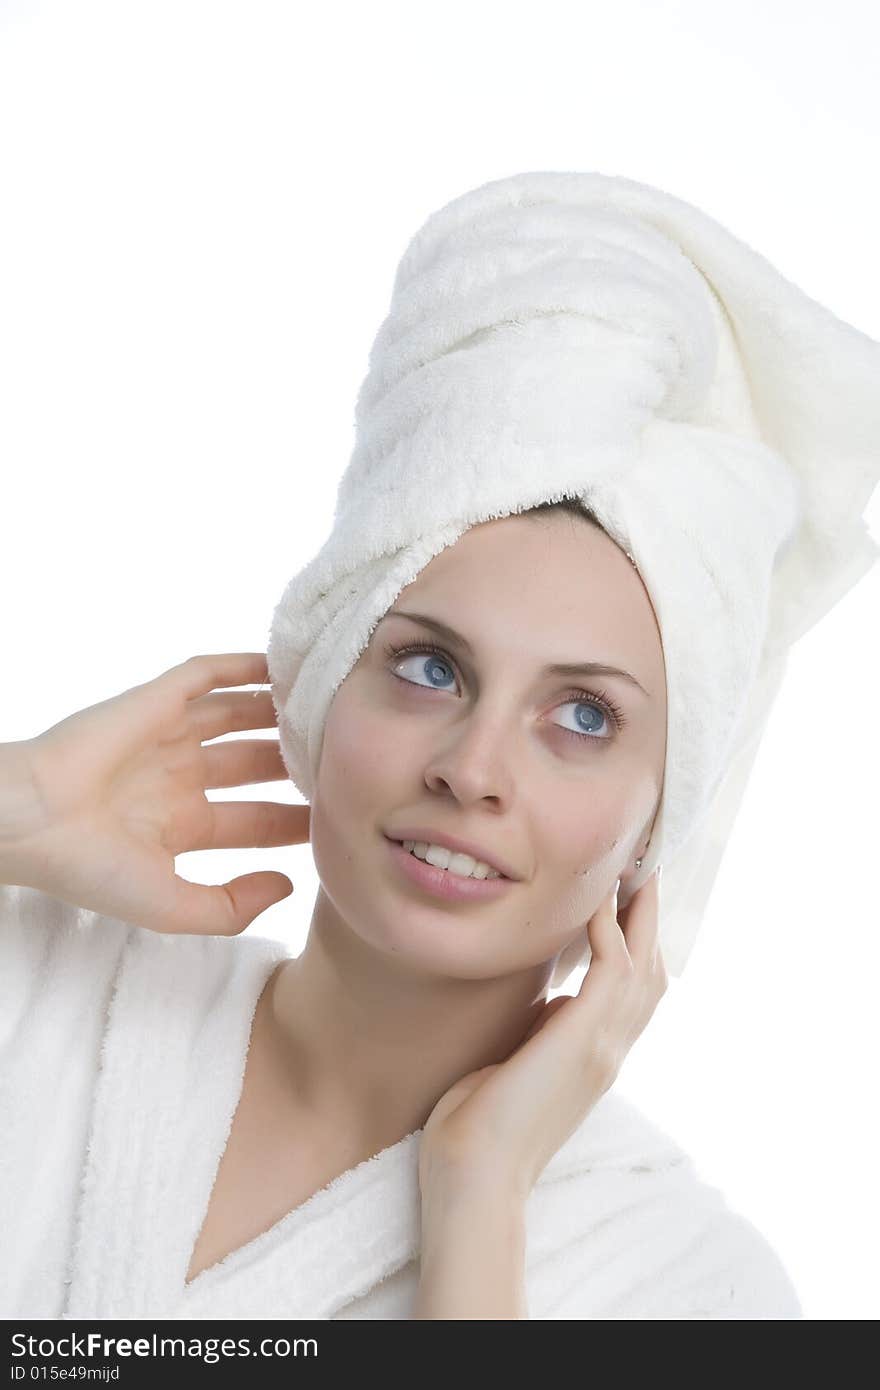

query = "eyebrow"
(383, 608), (651, 697)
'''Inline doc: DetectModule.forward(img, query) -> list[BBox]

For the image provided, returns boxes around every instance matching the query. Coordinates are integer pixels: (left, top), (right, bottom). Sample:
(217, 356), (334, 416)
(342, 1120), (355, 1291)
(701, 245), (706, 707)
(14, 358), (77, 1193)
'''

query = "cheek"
(316, 686), (401, 817)
(543, 795), (632, 877)
(310, 696), (389, 889)
(530, 809), (632, 949)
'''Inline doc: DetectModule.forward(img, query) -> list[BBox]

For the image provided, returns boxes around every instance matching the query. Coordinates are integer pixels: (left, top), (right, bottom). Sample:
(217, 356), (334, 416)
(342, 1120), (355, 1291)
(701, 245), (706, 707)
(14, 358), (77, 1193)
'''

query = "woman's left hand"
(419, 869), (667, 1201)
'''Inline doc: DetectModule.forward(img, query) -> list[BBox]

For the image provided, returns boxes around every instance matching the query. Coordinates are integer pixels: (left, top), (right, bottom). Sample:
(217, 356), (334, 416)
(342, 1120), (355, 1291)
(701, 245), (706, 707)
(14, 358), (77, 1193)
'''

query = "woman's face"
(308, 511), (668, 982)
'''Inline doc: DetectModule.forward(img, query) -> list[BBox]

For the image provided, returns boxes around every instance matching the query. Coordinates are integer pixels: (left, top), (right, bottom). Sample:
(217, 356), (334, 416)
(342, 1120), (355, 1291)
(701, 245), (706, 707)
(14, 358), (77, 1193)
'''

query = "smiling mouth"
(384, 834), (517, 896)
(392, 838), (507, 880)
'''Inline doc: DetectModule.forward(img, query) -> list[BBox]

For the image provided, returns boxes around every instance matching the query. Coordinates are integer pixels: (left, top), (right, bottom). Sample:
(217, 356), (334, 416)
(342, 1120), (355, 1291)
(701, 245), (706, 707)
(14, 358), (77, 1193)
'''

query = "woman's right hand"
(1, 653), (310, 936)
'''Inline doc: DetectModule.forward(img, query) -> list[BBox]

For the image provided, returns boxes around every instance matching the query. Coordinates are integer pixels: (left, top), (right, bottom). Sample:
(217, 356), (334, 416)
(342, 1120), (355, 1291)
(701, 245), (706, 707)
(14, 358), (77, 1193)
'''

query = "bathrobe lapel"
(62, 927), (289, 1318)
(179, 1128), (423, 1319)
(60, 926), (428, 1320)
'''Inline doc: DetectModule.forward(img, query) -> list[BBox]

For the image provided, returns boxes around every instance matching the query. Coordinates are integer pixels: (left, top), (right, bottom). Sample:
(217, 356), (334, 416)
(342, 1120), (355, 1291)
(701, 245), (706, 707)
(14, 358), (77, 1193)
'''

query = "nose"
(422, 705), (517, 809)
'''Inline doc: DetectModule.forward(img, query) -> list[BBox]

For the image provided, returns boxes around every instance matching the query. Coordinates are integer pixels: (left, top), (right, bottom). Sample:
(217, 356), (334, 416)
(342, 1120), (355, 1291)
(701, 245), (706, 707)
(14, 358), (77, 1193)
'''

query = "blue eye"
(382, 639), (627, 743)
(390, 645), (457, 691)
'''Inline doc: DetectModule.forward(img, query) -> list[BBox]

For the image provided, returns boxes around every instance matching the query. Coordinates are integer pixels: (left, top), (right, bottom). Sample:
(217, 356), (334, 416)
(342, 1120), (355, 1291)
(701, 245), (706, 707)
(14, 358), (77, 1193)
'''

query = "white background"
(2, 0), (877, 1320)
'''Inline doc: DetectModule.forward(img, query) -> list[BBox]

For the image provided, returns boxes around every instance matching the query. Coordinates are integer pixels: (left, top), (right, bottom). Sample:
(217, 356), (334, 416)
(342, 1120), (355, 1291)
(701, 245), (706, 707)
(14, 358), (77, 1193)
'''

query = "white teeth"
(401, 840), (501, 880)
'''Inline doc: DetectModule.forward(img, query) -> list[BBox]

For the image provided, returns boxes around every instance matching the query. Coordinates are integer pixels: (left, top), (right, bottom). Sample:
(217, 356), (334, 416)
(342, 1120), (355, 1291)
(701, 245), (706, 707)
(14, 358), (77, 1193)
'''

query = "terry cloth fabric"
(0, 883), (802, 1319)
(266, 170), (879, 978)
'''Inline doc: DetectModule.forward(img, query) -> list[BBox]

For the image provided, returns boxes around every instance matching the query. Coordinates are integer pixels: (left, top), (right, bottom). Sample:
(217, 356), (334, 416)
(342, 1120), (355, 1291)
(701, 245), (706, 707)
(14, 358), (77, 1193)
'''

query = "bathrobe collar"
(61, 924), (684, 1320)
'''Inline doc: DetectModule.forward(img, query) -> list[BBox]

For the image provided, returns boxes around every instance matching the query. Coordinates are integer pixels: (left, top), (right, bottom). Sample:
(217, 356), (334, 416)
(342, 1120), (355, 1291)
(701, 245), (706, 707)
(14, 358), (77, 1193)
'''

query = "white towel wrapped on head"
(268, 170), (880, 977)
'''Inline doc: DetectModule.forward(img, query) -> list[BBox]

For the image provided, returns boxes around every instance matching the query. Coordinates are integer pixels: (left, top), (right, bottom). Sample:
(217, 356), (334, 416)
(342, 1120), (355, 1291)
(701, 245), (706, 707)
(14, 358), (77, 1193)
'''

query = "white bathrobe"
(0, 882), (802, 1320)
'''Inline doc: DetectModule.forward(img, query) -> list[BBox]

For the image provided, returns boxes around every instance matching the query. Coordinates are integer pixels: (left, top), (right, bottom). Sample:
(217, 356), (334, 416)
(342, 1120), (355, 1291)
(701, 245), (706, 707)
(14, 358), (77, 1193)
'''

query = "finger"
(618, 869), (661, 971)
(569, 889), (633, 1012)
(200, 737), (289, 789)
(100, 656), (273, 753)
(167, 652), (270, 698)
(189, 691), (279, 743)
(191, 798), (311, 851)
(160, 870), (294, 937)
(585, 883), (631, 967)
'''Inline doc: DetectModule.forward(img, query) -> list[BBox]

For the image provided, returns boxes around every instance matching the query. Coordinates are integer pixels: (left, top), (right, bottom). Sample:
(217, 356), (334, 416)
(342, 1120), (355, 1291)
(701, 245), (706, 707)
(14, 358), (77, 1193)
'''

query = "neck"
(260, 887), (553, 1155)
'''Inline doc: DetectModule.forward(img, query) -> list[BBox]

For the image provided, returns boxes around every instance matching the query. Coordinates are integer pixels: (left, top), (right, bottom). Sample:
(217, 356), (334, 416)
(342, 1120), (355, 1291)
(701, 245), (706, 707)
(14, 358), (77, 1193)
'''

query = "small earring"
(635, 857), (643, 869)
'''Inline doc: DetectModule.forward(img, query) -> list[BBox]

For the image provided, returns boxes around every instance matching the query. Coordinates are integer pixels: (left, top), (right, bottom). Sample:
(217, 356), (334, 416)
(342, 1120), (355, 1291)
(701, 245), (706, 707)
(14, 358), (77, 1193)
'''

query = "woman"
(3, 167), (876, 1319)
(1, 500), (795, 1320)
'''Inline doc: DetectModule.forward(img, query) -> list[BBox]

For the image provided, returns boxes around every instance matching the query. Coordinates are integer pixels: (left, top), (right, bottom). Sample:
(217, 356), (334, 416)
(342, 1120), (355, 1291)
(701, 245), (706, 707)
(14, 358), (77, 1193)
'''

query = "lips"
(385, 835), (517, 902)
(384, 828), (520, 881)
